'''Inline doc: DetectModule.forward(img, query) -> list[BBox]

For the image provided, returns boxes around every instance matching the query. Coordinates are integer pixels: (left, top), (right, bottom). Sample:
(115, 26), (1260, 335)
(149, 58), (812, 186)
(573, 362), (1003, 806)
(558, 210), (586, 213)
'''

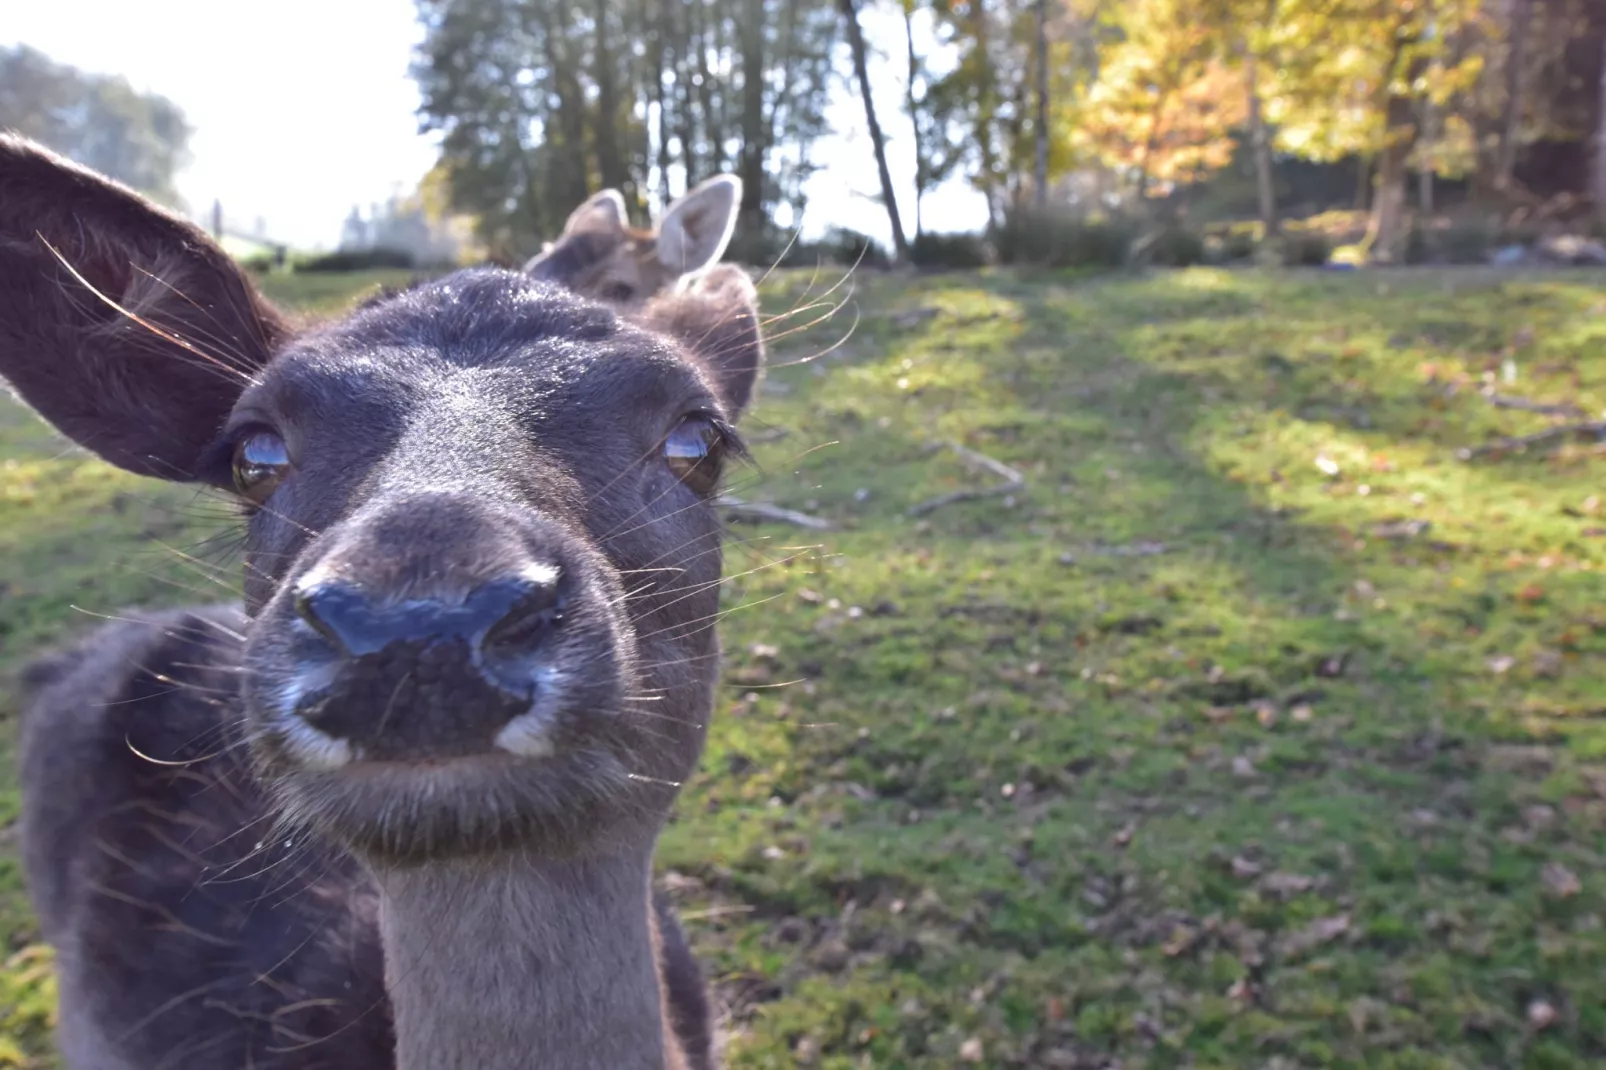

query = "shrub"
(777, 227), (890, 270)
(997, 206), (1136, 269)
(1213, 224), (1259, 263)
(1279, 230), (1332, 267)
(1133, 225), (1207, 267)
(295, 247), (416, 273)
(239, 252), (280, 275)
(910, 231), (989, 270)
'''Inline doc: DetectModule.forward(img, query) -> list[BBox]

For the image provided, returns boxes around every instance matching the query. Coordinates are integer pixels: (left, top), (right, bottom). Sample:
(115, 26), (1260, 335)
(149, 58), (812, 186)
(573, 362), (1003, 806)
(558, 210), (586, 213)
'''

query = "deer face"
(523, 175), (742, 310)
(0, 137), (763, 864)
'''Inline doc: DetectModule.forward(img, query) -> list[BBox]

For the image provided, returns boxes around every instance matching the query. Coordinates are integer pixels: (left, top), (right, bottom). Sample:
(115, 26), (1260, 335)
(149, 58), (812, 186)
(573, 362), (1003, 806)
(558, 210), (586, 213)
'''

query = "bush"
(997, 206), (1137, 269)
(1279, 230), (1332, 267)
(777, 227), (890, 270)
(295, 247), (416, 273)
(239, 252), (280, 275)
(1402, 220), (1498, 266)
(910, 231), (989, 270)
(1211, 224), (1260, 263)
(1132, 225), (1207, 267)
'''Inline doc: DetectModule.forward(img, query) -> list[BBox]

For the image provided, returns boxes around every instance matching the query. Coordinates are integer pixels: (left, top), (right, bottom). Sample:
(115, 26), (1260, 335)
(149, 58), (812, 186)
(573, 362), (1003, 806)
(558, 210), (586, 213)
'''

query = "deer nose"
(293, 568), (564, 662)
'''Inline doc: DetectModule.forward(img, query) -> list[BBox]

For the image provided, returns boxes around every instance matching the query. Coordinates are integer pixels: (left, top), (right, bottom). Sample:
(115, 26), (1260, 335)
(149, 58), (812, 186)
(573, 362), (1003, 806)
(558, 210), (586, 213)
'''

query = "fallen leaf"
(1315, 454), (1341, 476)
(1111, 822), (1136, 847)
(1232, 755), (1257, 778)
(1291, 704), (1315, 723)
(959, 1037), (984, 1063)
(1231, 855), (1263, 879)
(1516, 584), (1546, 605)
(1487, 655), (1516, 675)
(1254, 701), (1278, 728)
(1277, 913), (1350, 957)
(1542, 862), (1582, 898)
(1261, 872), (1316, 896)
(1162, 924), (1198, 957)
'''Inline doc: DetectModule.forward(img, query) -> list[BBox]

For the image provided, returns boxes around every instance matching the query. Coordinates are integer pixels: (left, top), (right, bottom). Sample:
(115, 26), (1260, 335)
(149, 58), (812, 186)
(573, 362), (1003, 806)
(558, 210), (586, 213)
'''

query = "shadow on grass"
(662, 267), (1606, 1067)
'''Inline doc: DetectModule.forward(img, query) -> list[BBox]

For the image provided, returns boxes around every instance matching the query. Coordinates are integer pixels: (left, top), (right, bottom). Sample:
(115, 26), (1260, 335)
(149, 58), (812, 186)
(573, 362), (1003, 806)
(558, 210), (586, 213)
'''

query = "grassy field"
(1, 264), (1604, 1068)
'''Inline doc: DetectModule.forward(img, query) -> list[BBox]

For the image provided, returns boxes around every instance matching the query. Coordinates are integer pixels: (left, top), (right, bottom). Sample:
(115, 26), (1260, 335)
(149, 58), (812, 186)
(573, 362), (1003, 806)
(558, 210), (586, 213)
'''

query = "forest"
(409, 0), (1606, 266)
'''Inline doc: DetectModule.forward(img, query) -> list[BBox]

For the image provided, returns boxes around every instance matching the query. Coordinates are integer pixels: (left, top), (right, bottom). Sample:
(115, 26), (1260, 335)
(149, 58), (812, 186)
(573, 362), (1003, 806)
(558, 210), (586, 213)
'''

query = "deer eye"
(663, 416), (725, 495)
(232, 429), (291, 502)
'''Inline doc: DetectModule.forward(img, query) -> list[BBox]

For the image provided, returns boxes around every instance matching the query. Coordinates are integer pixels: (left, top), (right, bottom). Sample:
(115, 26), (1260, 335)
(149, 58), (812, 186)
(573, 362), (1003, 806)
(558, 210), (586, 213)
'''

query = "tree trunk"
(692, 0), (722, 174)
(1417, 97), (1435, 214)
(839, 0), (909, 260)
(652, 0), (672, 210)
(736, 0), (767, 241)
(1495, 0), (1532, 191)
(675, 0), (699, 186)
(1033, 0), (1049, 208)
(904, 0), (925, 238)
(968, 0), (1003, 233)
(1244, 48), (1277, 236)
(591, 0), (629, 198)
(1595, 26), (1606, 223)
(1355, 154), (1372, 210)
(1366, 23), (1428, 264)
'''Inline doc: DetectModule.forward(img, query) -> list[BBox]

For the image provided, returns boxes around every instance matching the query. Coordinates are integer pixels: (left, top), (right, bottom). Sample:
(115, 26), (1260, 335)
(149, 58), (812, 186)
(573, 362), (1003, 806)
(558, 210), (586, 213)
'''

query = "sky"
(2, 0), (987, 252)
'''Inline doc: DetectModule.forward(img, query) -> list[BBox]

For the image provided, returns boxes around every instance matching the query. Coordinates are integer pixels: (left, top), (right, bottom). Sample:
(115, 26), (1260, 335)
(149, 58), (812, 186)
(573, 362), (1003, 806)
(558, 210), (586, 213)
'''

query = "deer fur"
(2, 133), (760, 1069)
(524, 176), (742, 309)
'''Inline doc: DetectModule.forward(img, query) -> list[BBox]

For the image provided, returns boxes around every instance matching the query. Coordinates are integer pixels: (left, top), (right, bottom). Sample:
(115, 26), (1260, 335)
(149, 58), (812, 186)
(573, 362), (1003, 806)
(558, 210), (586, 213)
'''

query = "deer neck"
(374, 846), (681, 1070)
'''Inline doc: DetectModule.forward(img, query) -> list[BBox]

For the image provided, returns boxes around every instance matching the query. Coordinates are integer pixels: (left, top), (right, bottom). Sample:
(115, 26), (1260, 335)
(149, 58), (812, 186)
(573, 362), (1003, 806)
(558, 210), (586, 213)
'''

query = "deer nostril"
(480, 578), (564, 659)
(294, 582), (372, 654)
(290, 571), (564, 663)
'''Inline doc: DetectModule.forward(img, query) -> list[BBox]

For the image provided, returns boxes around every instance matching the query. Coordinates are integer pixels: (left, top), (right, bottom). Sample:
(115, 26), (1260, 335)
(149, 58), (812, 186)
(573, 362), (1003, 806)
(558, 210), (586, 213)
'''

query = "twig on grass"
(1456, 421), (1606, 461)
(717, 494), (833, 530)
(1483, 391), (1585, 417)
(907, 441), (1026, 516)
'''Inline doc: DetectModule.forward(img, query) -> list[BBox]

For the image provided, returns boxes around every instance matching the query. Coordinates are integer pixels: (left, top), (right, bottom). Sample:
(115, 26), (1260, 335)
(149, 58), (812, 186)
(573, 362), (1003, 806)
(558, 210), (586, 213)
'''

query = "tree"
(1596, 26), (1606, 221)
(413, 0), (836, 260)
(1033, 0), (1049, 207)
(839, 0), (910, 259)
(1081, 0), (1247, 198)
(0, 44), (191, 207)
(1494, 0), (1533, 189)
(1262, 0), (1482, 262)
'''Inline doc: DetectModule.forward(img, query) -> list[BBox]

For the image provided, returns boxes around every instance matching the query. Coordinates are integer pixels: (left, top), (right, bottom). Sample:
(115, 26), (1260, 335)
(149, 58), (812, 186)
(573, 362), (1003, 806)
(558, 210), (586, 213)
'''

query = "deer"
(524, 175), (742, 310)
(2, 133), (767, 1069)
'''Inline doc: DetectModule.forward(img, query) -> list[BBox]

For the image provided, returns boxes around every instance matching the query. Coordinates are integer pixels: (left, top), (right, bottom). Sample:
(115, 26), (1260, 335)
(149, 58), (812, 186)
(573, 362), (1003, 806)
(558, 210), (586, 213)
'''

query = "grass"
(1, 264), (1604, 1067)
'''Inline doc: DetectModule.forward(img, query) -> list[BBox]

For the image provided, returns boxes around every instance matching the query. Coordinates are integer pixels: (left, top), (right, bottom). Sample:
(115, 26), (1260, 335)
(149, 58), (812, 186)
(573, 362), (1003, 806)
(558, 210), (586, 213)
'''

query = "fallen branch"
(1456, 421), (1606, 461)
(1484, 391), (1584, 417)
(907, 441), (1026, 516)
(717, 493), (832, 530)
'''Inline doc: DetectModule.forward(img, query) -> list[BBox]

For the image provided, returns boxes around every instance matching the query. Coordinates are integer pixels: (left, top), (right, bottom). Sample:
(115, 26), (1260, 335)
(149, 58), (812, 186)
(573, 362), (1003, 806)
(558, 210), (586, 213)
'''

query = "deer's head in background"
(524, 175), (742, 310)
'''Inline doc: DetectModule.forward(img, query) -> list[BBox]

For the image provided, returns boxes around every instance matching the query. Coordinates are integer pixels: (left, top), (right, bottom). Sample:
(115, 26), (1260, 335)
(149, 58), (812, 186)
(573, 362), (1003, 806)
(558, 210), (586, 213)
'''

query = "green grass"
(2, 265), (1605, 1067)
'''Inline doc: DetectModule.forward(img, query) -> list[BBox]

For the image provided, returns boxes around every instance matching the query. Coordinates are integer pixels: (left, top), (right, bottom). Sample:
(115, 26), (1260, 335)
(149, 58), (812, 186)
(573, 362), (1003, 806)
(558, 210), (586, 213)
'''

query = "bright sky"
(2, 0), (985, 252)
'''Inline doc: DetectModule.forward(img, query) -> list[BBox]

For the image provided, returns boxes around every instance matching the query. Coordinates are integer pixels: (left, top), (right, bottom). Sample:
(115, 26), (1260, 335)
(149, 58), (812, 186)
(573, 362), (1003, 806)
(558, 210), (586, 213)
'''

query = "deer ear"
(656, 175), (740, 276)
(637, 264), (763, 420)
(562, 189), (628, 236)
(0, 134), (284, 480)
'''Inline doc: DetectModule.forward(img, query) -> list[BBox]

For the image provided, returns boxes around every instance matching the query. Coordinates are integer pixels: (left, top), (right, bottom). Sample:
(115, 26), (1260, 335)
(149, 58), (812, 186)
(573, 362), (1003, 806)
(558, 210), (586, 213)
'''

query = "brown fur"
(1, 135), (762, 1070)
(524, 176), (742, 310)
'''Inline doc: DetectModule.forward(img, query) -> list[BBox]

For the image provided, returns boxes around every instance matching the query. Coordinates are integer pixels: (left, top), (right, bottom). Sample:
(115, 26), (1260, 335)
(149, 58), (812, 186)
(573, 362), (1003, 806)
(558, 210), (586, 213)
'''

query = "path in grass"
(1, 266), (1604, 1068)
